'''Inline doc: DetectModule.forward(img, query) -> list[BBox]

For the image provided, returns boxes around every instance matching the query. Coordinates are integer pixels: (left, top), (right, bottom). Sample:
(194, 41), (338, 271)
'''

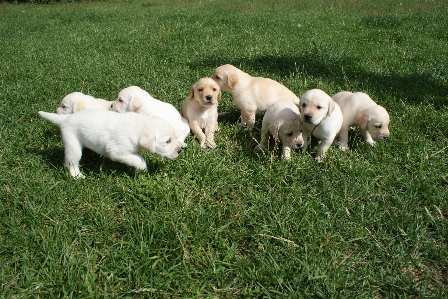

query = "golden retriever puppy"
(56, 92), (112, 114)
(110, 86), (190, 148)
(38, 109), (181, 179)
(299, 89), (343, 162)
(212, 64), (300, 128)
(181, 78), (221, 148)
(332, 91), (390, 150)
(255, 100), (304, 160)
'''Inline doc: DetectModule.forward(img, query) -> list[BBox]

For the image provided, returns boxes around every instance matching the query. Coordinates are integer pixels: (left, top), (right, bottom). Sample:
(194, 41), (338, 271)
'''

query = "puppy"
(299, 89), (343, 161)
(181, 78), (221, 148)
(110, 86), (190, 147)
(38, 109), (181, 179)
(255, 100), (304, 160)
(212, 64), (300, 128)
(332, 91), (390, 150)
(56, 92), (112, 114)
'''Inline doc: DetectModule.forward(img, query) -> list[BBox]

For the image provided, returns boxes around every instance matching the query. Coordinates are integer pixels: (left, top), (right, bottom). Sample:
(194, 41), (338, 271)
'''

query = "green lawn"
(1, 0), (447, 297)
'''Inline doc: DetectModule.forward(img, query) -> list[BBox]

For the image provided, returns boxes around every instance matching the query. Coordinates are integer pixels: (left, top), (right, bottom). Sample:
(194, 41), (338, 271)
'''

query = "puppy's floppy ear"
(269, 121), (281, 141)
(356, 112), (369, 131)
(218, 90), (222, 102)
(129, 96), (143, 113)
(139, 132), (156, 153)
(227, 72), (238, 89)
(187, 87), (195, 101)
(327, 98), (335, 117)
(73, 100), (86, 113)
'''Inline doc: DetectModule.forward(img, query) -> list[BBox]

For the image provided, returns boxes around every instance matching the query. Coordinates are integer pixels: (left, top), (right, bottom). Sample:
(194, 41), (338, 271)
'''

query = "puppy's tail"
(38, 111), (69, 126)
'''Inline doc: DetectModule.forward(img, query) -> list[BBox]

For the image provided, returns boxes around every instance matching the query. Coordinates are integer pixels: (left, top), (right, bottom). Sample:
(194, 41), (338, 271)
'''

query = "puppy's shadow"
(33, 129), (164, 178)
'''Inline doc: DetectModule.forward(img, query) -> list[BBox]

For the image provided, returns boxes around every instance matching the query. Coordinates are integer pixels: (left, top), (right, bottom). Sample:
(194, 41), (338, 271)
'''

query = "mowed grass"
(1, 0), (447, 297)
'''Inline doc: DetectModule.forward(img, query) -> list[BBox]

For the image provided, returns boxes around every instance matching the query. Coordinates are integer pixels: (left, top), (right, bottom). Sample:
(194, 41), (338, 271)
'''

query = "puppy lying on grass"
(332, 91), (390, 150)
(181, 78), (221, 149)
(212, 64), (300, 128)
(299, 89), (343, 162)
(56, 92), (112, 114)
(38, 109), (181, 179)
(255, 100), (304, 160)
(110, 86), (190, 147)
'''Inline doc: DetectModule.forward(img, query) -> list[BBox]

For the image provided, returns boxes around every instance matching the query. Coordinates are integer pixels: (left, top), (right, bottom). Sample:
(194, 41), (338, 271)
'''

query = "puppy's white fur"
(255, 100), (304, 160)
(56, 92), (112, 114)
(181, 78), (221, 148)
(332, 91), (390, 150)
(212, 64), (300, 128)
(38, 109), (181, 179)
(299, 89), (343, 161)
(110, 86), (190, 147)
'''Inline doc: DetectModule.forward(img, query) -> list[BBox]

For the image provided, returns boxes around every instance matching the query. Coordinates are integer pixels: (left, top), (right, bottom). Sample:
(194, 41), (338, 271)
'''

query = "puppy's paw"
(179, 142), (188, 148)
(338, 144), (349, 151)
(73, 173), (86, 180)
(206, 140), (217, 149)
(367, 140), (377, 147)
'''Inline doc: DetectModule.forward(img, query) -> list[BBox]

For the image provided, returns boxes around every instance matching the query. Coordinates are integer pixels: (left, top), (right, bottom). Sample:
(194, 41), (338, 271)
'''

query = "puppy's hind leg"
(62, 134), (85, 179)
(241, 109), (256, 129)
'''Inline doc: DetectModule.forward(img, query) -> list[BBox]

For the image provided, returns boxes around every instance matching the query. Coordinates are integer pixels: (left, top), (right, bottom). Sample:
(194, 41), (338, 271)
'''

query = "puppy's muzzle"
(296, 142), (303, 148)
(205, 95), (213, 103)
(304, 114), (313, 123)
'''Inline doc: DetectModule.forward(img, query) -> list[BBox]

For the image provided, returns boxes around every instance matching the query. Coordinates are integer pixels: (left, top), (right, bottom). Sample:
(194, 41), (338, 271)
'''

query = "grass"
(1, 0), (447, 297)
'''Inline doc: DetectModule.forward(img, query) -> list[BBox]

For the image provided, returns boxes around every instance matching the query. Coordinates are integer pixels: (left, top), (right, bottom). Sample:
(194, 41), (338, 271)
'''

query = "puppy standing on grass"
(299, 89), (343, 162)
(332, 91), (390, 150)
(255, 100), (304, 160)
(56, 92), (112, 114)
(181, 78), (221, 148)
(110, 86), (190, 147)
(212, 64), (300, 128)
(38, 109), (181, 179)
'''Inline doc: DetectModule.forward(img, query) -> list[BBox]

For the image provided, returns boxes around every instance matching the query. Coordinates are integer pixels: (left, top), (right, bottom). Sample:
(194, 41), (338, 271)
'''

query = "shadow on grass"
(189, 51), (447, 109)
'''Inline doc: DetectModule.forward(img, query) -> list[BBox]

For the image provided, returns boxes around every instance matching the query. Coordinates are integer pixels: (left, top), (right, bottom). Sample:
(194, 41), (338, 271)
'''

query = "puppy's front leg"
(301, 129), (309, 149)
(282, 146), (292, 160)
(362, 130), (376, 146)
(204, 123), (216, 149)
(110, 153), (147, 170)
(316, 138), (333, 162)
(337, 126), (350, 151)
(190, 121), (207, 148)
(240, 109), (256, 128)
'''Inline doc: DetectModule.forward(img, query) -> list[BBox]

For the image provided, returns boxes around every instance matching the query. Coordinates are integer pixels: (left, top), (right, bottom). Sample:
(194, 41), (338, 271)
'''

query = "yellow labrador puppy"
(212, 64), (300, 128)
(332, 91), (390, 150)
(56, 92), (112, 114)
(299, 89), (343, 162)
(181, 78), (221, 149)
(255, 100), (304, 160)
(38, 109), (181, 179)
(111, 86), (190, 148)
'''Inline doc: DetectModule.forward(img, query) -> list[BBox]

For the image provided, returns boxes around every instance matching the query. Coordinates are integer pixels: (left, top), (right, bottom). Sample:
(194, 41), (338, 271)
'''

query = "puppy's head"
(187, 78), (221, 107)
(356, 105), (390, 141)
(271, 114), (304, 150)
(111, 86), (144, 113)
(56, 92), (86, 114)
(139, 118), (181, 159)
(299, 89), (335, 125)
(211, 64), (239, 92)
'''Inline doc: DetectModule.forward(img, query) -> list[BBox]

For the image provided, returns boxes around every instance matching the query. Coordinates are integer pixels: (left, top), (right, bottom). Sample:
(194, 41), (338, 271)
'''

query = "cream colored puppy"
(332, 91), (390, 150)
(212, 64), (300, 128)
(111, 86), (190, 147)
(299, 89), (343, 162)
(38, 109), (181, 179)
(255, 100), (304, 160)
(181, 78), (221, 149)
(56, 92), (112, 114)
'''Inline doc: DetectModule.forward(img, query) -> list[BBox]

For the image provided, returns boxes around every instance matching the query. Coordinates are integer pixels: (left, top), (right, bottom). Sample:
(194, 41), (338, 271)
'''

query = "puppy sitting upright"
(38, 109), (181, 179)
(181, 78), (221, 148)
(299, 89), (343, 162)
(332, 91), (390, 150)
(255, 100), (304, 160)
(56, 92), (112, 114)
(110, 86), (190, 148)
(212, 64), (300, 128)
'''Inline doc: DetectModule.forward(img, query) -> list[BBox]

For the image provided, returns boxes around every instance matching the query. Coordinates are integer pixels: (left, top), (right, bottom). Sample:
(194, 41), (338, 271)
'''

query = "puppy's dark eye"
(215, 75), (221, 80)
(286, 132), (293, 137)
(302, 103), (306, 107)
(375, 124), (382, 129)
(61, 104), (66, 108)
(118, 99), (123, 103)
(317, 106), (323, 109)
(213, 88), (217, 91)
(198, 88), (203, 92)
(166, 138), (171, 144)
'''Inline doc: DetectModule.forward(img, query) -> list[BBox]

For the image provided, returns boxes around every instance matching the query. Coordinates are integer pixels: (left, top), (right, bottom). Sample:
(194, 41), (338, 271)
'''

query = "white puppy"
(110, 86), (190, 147)
(38, 109), (181, 179)
(332, 91), (390, 150)
(255, 100), (304, 160)
(212, 64), (300, 128)
(56, 92), (112, 114)
(299, 89), (343, 161)
(181, 78), (221, 148)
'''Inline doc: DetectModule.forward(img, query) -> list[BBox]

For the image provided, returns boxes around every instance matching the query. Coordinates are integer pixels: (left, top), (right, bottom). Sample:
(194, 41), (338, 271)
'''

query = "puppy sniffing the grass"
(181, 78), (221, 148)
(38, 109), (181, 179)
(212, 64), (300, 128)
(255, 100), (304, 160)
(299, 89), (343, 162)
(332, 91), (390, 150)
(110, 86), (190, 148)
(56, 92), (112, 114)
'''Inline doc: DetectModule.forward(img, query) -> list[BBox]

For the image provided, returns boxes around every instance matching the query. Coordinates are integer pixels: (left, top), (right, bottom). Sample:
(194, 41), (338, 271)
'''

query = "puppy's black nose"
(297, 142), (303, 148)
(205, 95), (212, 101)
(304, 114), (312, 121)
(383, 135), (389, 140)
(110, 104), (113, 108)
